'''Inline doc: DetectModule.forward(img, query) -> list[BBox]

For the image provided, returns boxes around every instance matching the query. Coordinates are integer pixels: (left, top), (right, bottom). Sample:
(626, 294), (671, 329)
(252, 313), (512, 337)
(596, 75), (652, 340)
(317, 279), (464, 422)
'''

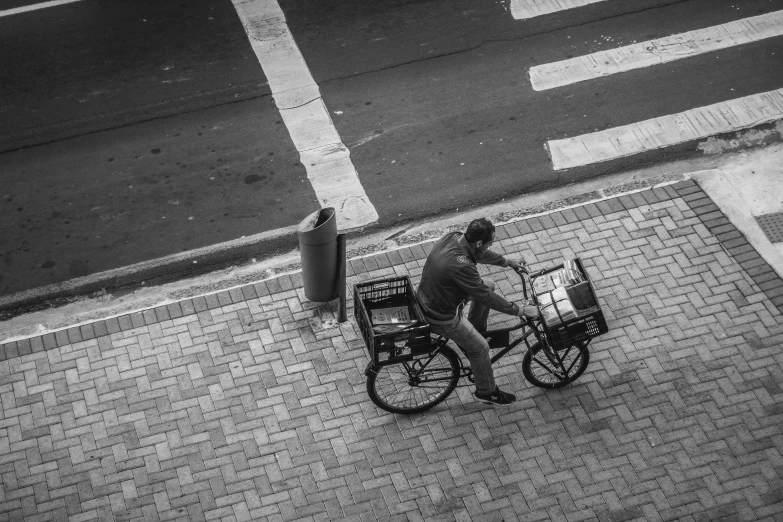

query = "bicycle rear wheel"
(522, 341), (589, 388)
(367, 345), (461, 414)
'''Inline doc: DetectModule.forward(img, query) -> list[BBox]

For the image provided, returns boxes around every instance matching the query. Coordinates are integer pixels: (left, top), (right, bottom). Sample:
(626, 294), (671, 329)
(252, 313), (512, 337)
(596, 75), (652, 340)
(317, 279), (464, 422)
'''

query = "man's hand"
(521, 305), (539, 319)
(516, 302), (538, 320)
(507, 259), (528, 273)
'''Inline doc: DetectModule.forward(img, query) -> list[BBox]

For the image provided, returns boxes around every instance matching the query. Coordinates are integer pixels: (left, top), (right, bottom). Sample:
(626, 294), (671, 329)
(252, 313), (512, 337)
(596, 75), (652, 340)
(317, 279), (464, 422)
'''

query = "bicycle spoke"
(528, 345), (585, 385)
(368, 349), (460, 413)
(531, 355), (567, 381)
(377, 381), (436, 409)
(559, 346), (582, 375)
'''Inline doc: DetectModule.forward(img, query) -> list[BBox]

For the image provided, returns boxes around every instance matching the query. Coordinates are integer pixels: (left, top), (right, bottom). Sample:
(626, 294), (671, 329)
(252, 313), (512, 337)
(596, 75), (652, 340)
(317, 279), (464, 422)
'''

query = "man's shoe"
(474, 387), (516, 405)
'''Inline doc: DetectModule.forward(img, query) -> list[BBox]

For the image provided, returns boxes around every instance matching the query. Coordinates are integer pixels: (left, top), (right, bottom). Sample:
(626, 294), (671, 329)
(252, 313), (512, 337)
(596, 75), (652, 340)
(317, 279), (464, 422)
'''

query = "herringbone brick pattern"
(1, 183), (781, 521)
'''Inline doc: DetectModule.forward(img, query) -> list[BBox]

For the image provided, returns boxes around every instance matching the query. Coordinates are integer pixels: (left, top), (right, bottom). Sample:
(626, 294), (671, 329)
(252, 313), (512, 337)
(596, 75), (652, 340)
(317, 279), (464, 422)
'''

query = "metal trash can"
(298, 207), (338, 302)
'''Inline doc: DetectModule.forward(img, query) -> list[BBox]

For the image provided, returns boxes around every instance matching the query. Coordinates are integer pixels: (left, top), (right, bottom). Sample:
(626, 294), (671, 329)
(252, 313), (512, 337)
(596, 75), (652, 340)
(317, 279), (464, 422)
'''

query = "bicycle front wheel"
(367, 345), (461, 414)
(522, 341), (589, 388)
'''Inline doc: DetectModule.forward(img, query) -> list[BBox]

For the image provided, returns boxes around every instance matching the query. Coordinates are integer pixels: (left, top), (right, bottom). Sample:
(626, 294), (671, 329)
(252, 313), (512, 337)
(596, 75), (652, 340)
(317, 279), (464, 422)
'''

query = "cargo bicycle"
(353, 259), (608, 414)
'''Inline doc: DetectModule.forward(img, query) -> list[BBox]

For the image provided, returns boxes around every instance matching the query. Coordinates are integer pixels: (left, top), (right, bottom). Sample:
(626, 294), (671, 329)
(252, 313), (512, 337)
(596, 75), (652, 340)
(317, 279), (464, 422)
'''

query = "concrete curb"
(0, 224), (300, 319)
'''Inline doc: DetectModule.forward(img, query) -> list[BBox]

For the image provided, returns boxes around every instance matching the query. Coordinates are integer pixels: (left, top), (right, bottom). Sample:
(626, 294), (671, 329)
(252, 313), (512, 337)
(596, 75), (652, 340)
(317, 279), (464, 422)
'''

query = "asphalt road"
(1, 0), (782, 297)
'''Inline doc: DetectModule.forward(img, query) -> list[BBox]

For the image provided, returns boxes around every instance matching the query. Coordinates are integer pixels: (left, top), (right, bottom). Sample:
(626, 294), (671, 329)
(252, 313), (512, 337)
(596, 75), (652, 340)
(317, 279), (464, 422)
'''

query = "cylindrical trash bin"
(298, 207), (338, 302)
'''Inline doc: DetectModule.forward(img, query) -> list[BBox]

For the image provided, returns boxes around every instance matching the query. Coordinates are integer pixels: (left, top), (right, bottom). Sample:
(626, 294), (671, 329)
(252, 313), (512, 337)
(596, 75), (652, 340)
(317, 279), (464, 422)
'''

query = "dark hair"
(465, 218), (495, 244)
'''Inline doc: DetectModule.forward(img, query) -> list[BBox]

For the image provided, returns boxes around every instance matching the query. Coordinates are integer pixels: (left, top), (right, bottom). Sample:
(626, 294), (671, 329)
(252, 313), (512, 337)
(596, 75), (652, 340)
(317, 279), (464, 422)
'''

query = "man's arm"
(453, 265), (520, 316)
(475, 249), (525, 271)
(474, 249), (505, 267)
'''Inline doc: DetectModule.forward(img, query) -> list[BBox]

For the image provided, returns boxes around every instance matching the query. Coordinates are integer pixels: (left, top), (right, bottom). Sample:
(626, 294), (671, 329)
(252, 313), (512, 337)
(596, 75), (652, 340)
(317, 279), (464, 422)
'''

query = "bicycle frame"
(366, 264), (589, 384)
(362, 259), (607, 415)
(413, 320), (538, 382)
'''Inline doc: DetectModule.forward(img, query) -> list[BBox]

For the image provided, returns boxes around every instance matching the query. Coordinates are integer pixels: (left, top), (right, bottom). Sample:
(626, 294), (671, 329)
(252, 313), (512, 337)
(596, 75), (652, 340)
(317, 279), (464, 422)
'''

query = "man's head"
(465, 218), (495, 253)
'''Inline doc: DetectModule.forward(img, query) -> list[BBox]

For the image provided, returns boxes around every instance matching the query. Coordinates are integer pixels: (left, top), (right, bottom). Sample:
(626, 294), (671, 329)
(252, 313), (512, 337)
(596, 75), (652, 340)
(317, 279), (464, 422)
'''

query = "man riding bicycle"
(416, 218), (538, 405)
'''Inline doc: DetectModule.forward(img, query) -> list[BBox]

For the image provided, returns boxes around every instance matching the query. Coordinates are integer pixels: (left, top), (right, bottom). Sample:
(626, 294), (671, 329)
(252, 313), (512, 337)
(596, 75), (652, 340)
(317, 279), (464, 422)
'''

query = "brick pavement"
(0, 180), (782, 522)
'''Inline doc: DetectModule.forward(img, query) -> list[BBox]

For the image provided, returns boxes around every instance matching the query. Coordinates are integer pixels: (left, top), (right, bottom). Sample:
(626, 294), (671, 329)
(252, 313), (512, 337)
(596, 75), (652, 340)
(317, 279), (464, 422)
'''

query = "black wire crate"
(531, 257), (609, 350)
(353, 276), (432, 366)
(547, 311), (608, 349)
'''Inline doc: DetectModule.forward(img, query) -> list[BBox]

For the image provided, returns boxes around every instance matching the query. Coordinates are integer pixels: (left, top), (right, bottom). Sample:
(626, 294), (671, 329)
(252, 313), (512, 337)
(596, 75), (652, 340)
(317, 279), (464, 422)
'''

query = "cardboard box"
(565, 281), (597, 312)
(539, 287), (577, 327)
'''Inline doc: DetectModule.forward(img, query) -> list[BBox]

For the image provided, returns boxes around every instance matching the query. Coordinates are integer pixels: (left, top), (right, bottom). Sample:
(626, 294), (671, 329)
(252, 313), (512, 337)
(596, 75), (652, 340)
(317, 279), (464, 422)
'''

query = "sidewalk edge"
(0, 225), (299, 318)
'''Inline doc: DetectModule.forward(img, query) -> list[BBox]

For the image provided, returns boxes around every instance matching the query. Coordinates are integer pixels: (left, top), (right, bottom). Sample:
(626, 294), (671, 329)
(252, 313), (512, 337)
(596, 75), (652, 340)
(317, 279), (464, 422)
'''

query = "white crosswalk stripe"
(231, 0), (378, 231)
(548, 88), (783, 170)
(531, 10), (783, 91)
(516, 3), (783, 170)
(510, 0), (609, 20)
(0, 0), (85, 18)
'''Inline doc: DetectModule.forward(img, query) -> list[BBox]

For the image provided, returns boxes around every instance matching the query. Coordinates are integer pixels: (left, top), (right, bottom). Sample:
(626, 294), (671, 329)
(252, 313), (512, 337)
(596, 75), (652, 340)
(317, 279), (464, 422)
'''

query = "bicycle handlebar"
(512, 266), (530, 301)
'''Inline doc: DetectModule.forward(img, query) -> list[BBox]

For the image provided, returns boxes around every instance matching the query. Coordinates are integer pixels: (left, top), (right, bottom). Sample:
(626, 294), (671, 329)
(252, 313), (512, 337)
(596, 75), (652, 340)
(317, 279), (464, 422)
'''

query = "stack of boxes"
(533, 259), (598, 327)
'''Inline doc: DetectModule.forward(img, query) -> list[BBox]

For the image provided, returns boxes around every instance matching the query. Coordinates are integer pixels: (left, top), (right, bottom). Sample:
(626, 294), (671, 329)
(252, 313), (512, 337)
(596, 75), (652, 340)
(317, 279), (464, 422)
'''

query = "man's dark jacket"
(416, 232), (517, 321)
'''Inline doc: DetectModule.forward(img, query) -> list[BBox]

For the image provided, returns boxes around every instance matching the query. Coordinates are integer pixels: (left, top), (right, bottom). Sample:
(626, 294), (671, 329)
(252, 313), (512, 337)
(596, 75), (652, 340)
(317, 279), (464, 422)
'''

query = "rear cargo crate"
(353, 276), (432, 366)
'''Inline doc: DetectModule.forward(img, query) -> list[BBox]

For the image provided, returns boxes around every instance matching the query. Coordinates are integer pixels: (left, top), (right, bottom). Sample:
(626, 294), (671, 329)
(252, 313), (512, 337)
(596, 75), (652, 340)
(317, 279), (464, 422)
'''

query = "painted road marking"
(0, 0), (85, 18)
(510, 0), (609, 20)
(230, 0), (378, 230)
(548, 88), (783, 170)
(531, 10), (783, 90)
